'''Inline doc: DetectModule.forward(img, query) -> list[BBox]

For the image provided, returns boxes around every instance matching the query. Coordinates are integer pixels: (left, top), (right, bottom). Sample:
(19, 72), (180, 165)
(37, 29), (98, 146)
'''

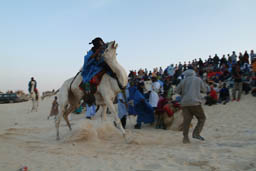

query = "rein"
(112, 73), (126, 90)
(69, 71), (82, 92)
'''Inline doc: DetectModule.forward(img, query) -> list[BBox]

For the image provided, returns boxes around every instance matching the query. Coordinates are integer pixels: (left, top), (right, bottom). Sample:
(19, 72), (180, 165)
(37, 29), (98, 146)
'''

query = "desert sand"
(0, 95), (256, 171)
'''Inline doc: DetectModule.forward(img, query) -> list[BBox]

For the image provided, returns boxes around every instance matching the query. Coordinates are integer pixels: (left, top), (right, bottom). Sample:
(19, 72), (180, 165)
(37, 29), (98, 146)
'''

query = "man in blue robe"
(128, 84), (154, 129)
(80, 37), (108, 93)
(85, 104), (96, 120)
(117, 92), (128, 128)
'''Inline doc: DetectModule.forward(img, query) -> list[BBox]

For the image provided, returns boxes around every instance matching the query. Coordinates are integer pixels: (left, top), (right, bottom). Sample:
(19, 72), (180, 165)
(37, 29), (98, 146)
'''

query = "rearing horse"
(55, 41), (128, 141)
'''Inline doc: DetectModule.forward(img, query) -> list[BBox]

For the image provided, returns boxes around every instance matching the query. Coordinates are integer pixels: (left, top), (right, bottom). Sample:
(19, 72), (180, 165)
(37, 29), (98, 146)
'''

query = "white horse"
(30, 81), (39, 112)
(55, 41), (128, 140)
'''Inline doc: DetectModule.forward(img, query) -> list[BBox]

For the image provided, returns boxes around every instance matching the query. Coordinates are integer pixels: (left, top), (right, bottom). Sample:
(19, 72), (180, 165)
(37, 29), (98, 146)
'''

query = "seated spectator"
(219, 83), (230, 104)
(128, 84), (154, 129)
(251, 88), (256, 97)
(213, 83), (220, 93)
(242, 75), (251, 95)
(149, 87), (159, 111)
(155, 92), (169, 129)
(252, 59), (256, 77)
(152, 76), (161, 93)
(205, 85), (218, 106)
(220, 69), (231, 81)
(212, 75), (220, 83)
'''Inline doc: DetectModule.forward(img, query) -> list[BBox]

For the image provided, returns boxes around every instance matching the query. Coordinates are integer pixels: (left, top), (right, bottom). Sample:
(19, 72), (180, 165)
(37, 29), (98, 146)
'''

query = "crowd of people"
(114, 49), (256, 143)
(127, 49), (256, 104)
(48, 47), (256, 144)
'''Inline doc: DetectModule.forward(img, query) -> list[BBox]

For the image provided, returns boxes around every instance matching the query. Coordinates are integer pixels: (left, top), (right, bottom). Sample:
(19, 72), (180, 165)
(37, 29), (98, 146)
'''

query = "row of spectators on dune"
(127, 49), (256, 107)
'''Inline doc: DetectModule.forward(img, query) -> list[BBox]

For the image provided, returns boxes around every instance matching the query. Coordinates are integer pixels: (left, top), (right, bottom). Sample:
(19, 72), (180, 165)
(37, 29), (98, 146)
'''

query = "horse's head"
(101, 40), (128, 87)
(103, 41), (118, 62)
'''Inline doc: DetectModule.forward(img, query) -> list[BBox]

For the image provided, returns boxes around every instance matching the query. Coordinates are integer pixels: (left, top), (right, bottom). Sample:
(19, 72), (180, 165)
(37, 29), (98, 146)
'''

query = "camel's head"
(103, 41), (118, 62)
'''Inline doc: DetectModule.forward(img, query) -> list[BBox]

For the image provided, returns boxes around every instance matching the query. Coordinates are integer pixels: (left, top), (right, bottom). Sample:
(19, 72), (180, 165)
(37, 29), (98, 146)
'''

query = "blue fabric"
(82, 50), (105, 83)
(175, 96), (182, 102)
(85, 104), (96, 117)
(117, 93), (128, 119)
(135, 101), (154, 124)
(28, 80), (37, 93)
(128, 86), (137, 102)
(84, 50), (94, 65)
(166, 66), (175, 76)
(158, 80), (164, 87)
(75, 105), (83, 113)
(128, 86), (137, 115)
(128, 86), (154, 124)
(133, 90), (145, 106)
(125, 83), (130, 99)
(128, 105), (136, 115)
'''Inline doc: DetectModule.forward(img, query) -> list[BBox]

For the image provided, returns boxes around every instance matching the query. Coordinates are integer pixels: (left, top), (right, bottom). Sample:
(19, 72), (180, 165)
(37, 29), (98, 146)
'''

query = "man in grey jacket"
(175, 69), (207, 144)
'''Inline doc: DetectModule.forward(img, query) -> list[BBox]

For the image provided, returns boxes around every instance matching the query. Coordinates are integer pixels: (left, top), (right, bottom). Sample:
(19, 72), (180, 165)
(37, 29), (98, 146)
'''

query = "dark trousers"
(242, 83), (251, 94)
(205, 96), (217, 106)
(232, 82), (242, 100)
(219, 96), (230, 104)
(121, 115), (127, 129)
(182, 105), (206, 138)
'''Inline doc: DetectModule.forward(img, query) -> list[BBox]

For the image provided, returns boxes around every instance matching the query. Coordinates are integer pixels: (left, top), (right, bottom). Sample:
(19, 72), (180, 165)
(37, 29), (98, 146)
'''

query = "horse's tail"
(69, 71), (82, 93)
(68, 71), (82, 106)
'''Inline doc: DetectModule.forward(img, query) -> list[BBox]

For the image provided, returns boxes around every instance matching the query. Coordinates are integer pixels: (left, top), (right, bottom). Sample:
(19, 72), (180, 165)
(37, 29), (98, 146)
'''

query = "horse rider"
(28, 77), (37, 94)
(80, 37), (114, 95)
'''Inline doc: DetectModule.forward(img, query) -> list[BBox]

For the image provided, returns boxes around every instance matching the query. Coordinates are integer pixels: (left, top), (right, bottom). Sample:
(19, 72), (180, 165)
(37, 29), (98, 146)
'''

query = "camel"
(55, 41), (128, 140)
(155, 101), (184, 131)
(30, 81), (39, 112)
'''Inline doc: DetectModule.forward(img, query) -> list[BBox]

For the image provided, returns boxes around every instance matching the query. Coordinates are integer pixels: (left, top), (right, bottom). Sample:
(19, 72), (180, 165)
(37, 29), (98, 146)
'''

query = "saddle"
(79, 70), (106, 105)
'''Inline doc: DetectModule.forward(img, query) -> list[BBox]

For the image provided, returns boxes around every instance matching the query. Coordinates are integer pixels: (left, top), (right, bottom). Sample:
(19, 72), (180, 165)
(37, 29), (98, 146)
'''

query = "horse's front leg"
(31, 100), (35, 112)
(36, 100), (39, 112)
(55, 113), (62, 140)
(63, 105), (75, 131)
(100, 105), (107, 121)
(104, 98), (126, 137)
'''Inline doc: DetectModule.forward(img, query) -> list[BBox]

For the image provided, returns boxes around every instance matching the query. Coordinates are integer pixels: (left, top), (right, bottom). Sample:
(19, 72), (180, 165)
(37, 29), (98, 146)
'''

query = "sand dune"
(0, 95), (256, 171)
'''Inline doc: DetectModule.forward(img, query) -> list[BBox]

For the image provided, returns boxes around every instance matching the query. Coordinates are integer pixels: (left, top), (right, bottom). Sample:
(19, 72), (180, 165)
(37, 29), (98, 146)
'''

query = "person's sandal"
(192, 135), (205, 141)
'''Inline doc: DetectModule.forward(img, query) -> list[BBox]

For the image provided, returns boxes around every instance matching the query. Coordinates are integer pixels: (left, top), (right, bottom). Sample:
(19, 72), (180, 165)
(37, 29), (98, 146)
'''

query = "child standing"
(48, 96), (58, 120)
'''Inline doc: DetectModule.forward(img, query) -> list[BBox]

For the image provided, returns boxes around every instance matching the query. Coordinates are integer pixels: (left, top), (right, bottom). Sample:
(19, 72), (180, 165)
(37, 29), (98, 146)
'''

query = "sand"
(0, 95), (256, 171)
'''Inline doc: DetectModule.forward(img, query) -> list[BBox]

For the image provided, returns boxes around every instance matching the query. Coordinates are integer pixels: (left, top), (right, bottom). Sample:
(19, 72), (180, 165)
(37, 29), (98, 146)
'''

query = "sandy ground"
(0, 95), (256, 171)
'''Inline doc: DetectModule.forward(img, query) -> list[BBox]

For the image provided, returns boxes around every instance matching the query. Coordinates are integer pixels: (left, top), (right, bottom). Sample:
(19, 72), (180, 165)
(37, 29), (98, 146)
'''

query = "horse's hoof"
(124, 134), (133, 144)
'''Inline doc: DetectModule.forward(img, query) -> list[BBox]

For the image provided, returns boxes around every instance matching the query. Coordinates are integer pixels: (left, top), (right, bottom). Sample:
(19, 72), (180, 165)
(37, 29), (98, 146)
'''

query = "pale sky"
(0, 0), (255, 93)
